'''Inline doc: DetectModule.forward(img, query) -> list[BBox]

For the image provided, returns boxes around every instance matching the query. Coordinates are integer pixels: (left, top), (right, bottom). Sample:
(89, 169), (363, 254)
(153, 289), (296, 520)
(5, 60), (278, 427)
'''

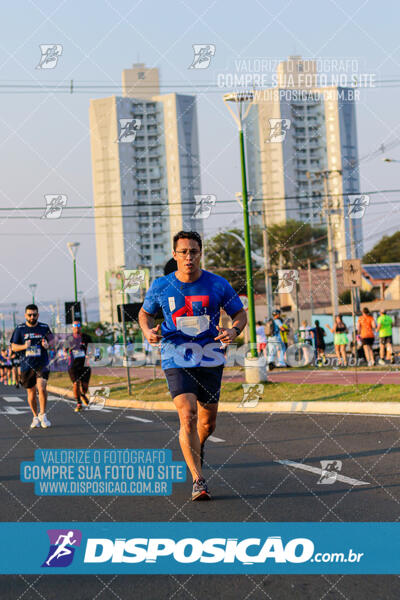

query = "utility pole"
(120, 267), (132, 396)
(349, 214), (361, 312)
(262, 209), (273, 318)
(307, 169), (341, 318)
(307, 258), (313, 317)
(82, 295), (88, 325)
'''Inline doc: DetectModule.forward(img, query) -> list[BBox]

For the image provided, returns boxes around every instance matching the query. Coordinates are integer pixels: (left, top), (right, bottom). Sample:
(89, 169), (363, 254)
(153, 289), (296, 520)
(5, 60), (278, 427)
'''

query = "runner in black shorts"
(66, 320), (92, 412)
(139, 231), (247, 501)
(10, 304), (53, 429)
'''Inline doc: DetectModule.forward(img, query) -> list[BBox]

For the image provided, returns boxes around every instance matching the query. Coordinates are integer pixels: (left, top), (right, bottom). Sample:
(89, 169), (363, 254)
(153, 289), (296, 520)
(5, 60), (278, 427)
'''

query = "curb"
(46, 385), (400, 416)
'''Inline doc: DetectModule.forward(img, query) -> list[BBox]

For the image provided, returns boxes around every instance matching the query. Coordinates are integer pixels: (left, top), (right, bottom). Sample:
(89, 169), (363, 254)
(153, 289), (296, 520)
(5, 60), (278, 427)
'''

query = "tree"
(204, 221), (328, 293)
(266, 220), (327, 268)
(363, 231), (400, 263)
(204, 228), (261, 293)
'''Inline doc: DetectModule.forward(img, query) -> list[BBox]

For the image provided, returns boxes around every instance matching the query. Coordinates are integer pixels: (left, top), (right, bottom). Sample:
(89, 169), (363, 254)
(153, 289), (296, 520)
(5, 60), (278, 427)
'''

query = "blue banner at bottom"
(0, 522), (398, 574)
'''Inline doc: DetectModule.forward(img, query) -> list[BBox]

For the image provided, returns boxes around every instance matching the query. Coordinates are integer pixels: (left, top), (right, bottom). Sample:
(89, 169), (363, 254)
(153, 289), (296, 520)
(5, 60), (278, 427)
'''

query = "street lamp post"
(223, 92), (257, 359)
(29, 284), (37, 304)
(67, 242), (80, 303)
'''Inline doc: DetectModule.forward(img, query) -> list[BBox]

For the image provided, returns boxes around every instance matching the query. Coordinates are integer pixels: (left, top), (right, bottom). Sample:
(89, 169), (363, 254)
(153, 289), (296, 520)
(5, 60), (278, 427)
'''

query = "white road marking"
(209, 435), (225, 443)
(276, 459), (370, 486)
(126, 415), (153, 423)
(0, 406), (31, 415)
(2, 396), (24, 403)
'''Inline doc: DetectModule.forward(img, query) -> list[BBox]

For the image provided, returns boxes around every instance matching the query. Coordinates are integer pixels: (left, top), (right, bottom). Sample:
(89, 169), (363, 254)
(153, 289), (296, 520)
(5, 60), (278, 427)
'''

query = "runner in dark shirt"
(10, 304), (53, 428)
(65, 320), (92, 412)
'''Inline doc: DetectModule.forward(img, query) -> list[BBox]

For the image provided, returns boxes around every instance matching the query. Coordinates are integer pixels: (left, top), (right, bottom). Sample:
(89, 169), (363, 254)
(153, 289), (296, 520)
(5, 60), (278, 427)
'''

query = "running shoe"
(378, 359), (386, 366)
(38, 413), (51, 428)
(200, 442), (205, 468)
(192, 477), (211, 501)
(74, 403), (83, 412)
(30, 416), (40, 429)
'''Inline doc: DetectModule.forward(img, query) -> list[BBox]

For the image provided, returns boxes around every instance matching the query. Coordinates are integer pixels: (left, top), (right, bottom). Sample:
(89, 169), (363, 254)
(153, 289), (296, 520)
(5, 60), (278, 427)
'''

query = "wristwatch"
(232, 326), (241, 337)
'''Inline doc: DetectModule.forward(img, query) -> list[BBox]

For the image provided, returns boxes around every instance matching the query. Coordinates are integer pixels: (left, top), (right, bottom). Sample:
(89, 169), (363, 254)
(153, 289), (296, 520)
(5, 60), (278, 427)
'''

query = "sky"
(0, 0), (400, 324)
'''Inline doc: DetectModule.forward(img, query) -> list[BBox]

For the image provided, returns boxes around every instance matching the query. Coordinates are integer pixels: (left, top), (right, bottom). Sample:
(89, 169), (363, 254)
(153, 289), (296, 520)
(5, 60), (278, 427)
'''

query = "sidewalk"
(82, 366), (400, 385)
(47, 383), (400, 416)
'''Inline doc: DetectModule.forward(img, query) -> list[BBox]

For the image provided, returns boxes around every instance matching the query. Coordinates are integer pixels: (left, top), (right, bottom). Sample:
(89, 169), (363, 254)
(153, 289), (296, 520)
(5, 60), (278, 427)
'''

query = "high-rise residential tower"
(89, 64), (201, 322)
(245, 56), (362, 264)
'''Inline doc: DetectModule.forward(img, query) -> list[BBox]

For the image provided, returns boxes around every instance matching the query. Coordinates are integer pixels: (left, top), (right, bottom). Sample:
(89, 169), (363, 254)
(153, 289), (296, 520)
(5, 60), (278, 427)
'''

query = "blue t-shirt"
(142, 270), (243, 369)
(10, 322), (52, 372)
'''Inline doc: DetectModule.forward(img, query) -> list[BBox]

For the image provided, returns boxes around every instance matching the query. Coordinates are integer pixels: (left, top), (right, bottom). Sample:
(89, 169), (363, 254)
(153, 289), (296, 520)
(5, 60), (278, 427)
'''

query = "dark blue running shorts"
(164, 365), (224, 405)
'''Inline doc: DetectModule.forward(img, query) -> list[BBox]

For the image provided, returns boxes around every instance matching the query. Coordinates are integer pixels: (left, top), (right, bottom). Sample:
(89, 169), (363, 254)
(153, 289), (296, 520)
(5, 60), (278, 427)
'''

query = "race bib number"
(26, 346), (41, 357)
(176, 315), (210, 336)
(72, 349), (85, 359)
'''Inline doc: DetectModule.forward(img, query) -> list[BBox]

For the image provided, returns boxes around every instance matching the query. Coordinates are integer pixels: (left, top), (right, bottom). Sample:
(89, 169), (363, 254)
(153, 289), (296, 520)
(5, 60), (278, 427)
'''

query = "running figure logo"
(317, 460), (343, 485)
(275, 269), (299, 294)
(117, 118), (141, 143)
(188, 44), (216, 69)
(36, 45), (63, 69)
(42, 195), (67, 219)
(192, 195), (216, 219)
(267, 118), (291, 143)
(347, 194), (370, 219)
(122, 269), (146, 294)
(42, 529), (82, 567)
(239, 384), (264, 408)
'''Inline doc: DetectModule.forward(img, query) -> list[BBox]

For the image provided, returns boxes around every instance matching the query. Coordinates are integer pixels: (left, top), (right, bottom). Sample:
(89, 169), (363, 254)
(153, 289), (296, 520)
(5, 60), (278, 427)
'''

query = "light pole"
(67, 242), (80, 303)
(29, 284), (37, 304)
(223, 91), (257, 359)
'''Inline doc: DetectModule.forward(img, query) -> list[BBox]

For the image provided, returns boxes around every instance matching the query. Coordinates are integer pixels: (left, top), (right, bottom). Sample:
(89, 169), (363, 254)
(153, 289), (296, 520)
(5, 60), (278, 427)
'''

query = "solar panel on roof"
(363, 264), (400, 280)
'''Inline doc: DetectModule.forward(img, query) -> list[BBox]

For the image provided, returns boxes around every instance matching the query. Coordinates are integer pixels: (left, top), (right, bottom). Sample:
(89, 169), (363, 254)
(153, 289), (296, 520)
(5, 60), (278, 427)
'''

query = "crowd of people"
(256, 308), (395, 369)
(0, 306), (94, 428)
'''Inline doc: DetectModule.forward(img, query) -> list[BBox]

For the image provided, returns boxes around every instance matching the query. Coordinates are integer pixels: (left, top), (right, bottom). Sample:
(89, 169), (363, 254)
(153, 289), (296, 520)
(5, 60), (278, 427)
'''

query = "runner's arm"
(231, 308), (247, 334)
(11, 342), (29, 352)
(214, 308), (247, 343)
(138, 308), (162, 345)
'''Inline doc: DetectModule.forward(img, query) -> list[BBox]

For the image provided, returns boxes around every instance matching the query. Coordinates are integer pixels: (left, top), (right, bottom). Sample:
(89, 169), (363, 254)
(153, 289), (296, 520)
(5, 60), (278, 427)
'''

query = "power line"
(1, 188), (400, 214)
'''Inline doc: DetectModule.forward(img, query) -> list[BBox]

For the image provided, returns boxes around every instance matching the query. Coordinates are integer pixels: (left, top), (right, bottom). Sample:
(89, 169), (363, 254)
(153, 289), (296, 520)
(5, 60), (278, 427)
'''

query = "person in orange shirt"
(357, 307), (376, 366)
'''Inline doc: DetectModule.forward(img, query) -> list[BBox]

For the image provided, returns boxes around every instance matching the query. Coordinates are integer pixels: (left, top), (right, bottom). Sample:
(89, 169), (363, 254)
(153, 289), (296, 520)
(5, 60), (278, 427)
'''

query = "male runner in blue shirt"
(139, 231), (247, 501)
(10, 304), (53, 429)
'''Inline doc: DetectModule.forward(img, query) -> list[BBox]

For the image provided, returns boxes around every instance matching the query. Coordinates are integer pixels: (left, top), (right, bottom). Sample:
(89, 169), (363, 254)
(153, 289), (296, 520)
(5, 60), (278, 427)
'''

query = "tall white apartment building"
(89, 64), (201, 322)
(245, 56), (362, 264)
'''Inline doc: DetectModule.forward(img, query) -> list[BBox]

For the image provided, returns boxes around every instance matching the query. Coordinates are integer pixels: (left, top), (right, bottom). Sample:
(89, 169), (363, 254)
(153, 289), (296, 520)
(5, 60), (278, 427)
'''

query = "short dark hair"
(25, 304), (38, 313)
(173, 231), (202, 251)
(363, 307), (370, 315)
(315, 319), (320, 326)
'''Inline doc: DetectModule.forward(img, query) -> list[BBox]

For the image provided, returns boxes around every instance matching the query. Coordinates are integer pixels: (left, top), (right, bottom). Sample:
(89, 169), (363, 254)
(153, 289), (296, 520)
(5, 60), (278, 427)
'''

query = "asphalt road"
(0, 382), (399, 599)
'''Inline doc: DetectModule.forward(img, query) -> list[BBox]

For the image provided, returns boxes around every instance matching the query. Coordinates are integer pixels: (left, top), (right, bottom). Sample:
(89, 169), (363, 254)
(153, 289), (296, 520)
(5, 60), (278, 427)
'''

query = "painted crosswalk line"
(0, 406), (31, 415)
